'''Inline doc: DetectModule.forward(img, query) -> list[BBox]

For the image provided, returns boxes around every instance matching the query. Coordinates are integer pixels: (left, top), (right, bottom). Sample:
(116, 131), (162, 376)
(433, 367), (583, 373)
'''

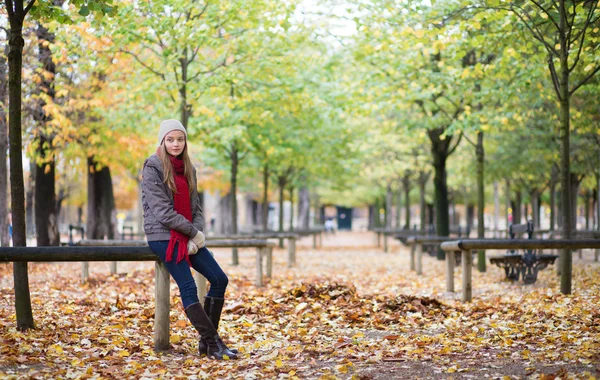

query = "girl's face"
(164, 130), (186, 156)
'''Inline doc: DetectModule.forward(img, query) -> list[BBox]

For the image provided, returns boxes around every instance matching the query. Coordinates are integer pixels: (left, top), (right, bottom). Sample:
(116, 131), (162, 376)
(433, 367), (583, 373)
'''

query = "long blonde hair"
(157, 142), (195, 194)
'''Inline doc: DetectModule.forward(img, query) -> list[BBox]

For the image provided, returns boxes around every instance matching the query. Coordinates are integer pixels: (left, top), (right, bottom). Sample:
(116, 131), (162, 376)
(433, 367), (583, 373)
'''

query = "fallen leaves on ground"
(0, 232), (599, 379)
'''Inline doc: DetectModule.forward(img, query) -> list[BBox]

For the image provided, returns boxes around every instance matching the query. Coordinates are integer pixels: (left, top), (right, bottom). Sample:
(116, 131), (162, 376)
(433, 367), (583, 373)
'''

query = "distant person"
(141, 119), (237, 360)
(325, 217), (335, 234)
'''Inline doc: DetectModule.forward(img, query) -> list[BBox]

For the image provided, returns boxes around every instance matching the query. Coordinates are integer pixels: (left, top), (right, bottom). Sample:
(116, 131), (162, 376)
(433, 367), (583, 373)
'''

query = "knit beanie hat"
(158, 119), (187, 145)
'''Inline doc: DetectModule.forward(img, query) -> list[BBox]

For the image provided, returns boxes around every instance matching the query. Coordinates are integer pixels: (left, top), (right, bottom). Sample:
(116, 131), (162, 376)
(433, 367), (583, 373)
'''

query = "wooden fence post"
(446, 250), (455, 292)
(255, 248), (264, 287)
(462, 250), (472, 302)
(266, 247), (273, 279)
(384, 235), (388, 253)
(312, 234), (317, 249)
(409, 242), (416, 271)
(81, 262), (89, 284)
(288, 238), (296, 267)
(154, 261), (170, 351)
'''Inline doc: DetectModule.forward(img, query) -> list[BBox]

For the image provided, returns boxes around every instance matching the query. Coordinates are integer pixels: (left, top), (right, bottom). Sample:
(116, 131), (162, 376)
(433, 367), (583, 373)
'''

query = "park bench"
(489, 221), (558, 284)
(440, 239), (600, 302)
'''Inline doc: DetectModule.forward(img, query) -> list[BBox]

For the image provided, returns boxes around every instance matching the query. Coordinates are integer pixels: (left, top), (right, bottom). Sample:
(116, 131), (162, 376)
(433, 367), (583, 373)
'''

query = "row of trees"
(1, 0), (599, 329)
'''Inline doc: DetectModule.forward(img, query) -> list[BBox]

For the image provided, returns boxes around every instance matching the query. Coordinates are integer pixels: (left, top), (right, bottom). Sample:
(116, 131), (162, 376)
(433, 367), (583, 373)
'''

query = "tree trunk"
(450, 200), (457, 228)
(395, 188), (402, 229)
(7, 2), (34, 330)
(558, 3), (572, 294)
(278, 175), (286, 233)
(262, 164), (269, 232)
(584, 190), (591, 230)
(418, 173), (428, 232)
(531, 190), (541, 229)
(505, 180), (511, 228)
(217, 192), (232, 234)
(33, 22), (59, 247)
(493, 182), (499, 236)
(466, 204), (475, 230)
(557, 189), (563, 229)
(230, 144), (239, 265)
(34, 156), (59, 246)
(514, 190), (522, 225)
(179, 49), (191, 128)
(288, 185), (294, 231)
(403, 176), (411, 229)
(597, 159), (600, 231)
(86, 157), (116, 240)
(569, 172), (581, 230)
(26, 162), (35, 237)
(431, 143), (450, 260)
(476, 131), (486, 271)
(550, 182), (557, 231)
(368, 205), (374, 230)
(297, 185), (310, 230)
(427, 203), (435, 227)
(385, 184), (392, 229)
(0, 42), (8, 247)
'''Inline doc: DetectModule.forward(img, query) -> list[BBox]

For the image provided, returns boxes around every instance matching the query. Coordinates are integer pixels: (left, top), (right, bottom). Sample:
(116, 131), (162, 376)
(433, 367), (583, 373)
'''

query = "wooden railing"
(440, 239), (600, 302)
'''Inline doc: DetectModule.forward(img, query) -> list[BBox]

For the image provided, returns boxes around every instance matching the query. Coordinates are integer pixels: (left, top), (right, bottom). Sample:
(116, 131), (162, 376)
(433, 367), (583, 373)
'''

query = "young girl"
(142, 119), (238, 360)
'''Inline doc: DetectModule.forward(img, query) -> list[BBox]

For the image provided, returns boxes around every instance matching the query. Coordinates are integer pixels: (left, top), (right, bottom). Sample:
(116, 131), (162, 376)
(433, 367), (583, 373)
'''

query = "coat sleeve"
(192, 170), (205, 232)
(142, 163), (199, 237)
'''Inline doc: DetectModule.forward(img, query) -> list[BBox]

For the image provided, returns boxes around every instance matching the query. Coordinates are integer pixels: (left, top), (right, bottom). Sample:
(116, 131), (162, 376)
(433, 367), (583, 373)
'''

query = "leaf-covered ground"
(1, 232), (599, 379)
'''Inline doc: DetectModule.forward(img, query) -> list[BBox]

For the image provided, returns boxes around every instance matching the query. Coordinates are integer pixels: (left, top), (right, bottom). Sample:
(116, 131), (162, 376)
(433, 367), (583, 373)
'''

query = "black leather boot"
(198, 296), (239, 355)
(184, 303), (237, 359)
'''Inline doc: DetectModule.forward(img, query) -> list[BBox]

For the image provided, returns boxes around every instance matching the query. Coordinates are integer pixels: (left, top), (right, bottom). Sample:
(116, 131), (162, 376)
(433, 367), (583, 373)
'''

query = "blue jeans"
(148, 241), (229, 309)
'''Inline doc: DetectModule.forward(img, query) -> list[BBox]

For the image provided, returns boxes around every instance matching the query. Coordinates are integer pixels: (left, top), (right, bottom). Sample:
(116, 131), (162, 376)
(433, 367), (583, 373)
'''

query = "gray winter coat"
(142, 154), (205, 241)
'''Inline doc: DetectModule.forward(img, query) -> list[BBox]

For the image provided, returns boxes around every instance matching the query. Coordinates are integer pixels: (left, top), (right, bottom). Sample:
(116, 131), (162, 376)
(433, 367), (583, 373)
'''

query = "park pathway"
(1, 231), (599, 379)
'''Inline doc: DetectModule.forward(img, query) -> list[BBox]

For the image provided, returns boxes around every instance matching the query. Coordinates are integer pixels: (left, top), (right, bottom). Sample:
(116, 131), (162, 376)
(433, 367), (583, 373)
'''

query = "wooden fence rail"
(0, 239), (275, 351)
(440, 239), (600, 302)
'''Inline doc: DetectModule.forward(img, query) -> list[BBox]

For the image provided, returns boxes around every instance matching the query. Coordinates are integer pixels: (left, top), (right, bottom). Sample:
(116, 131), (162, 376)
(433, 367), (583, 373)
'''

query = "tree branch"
(24, 0), (35, 15)
(548, 57), (562, 100)
(189, 2), (210, 21)
(510, 3), (559, 56)
(530, 0), (560, 31)
(570, 65), (600, 96)
(187, 58), (227, 82)
(119, 49), (166, 80)
(447, 132), (463, 157)
(462, 132), (476, 147)
(568, 2), (597, 71)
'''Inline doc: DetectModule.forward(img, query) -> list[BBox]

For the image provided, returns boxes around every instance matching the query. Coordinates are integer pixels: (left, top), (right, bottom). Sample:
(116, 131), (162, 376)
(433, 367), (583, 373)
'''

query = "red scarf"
(165, 154), (192, 266)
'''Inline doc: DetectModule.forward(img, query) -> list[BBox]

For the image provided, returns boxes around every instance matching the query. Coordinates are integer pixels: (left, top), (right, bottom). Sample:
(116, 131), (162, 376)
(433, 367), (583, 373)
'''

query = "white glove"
(187, 240), (199, 255)
(191, 231), (206, 248)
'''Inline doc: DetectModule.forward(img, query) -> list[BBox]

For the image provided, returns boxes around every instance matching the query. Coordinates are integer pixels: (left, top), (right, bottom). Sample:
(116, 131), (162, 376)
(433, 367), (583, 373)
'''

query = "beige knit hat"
(158, 119), (187, 145)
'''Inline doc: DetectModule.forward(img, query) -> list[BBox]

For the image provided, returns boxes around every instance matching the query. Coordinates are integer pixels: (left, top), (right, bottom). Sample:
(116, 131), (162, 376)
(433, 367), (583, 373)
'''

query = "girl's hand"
(191, 231), (206, 248)
(187, 240), (199, 255)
